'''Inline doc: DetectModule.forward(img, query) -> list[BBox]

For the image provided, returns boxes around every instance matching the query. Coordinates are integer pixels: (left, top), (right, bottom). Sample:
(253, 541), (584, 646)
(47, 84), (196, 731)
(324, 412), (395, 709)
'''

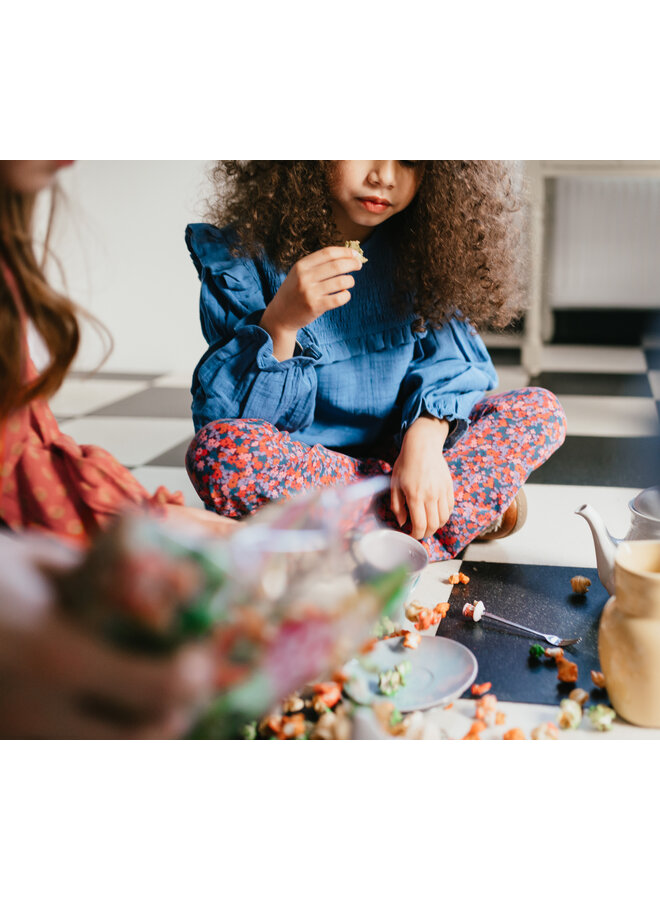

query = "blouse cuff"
(400, 395), (470, 450)
(235, 311), (322, 370)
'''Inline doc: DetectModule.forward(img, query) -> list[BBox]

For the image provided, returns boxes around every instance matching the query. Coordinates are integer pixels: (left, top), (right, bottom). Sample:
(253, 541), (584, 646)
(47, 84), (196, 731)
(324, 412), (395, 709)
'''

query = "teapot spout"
(575, 503), (620, 595)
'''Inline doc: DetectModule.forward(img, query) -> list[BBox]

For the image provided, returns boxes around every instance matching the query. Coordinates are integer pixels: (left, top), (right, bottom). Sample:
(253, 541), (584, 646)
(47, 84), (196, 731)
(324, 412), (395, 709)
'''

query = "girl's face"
(0, 161), (73, 193)
(328, 160), (423, 241)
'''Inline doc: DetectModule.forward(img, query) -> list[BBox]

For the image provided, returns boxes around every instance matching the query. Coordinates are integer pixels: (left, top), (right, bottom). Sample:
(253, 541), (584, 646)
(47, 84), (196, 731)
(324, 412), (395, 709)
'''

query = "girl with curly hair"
(185, 161), (566, 560)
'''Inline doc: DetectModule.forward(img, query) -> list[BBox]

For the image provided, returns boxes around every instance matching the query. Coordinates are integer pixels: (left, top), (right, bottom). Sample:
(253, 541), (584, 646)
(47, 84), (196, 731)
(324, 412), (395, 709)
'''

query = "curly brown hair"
(205, 160), (527, 330)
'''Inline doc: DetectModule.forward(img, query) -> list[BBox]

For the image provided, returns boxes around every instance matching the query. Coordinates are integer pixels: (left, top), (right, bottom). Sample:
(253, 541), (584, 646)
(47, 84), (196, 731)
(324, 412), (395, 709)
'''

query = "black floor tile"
(646, 348), (660, 369)
(144, 437), (193, 467)
(488, 347), (521, 366)
(530, 371), (652, 397)
(89, 387), (192, 418)
(527, 436), (660, 487)
(440, 561), (610, 706)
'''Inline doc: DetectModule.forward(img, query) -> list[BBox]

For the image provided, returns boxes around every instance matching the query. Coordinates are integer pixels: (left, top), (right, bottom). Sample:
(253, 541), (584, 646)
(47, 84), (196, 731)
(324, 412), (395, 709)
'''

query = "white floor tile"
(540, 345), (647, 373)
(463, 483), (640, 568)
(649, 370), (660, 399)
(130, 466), (205, 508)
(558, 395), (659, 437)
(49, 378), (149, 418)
(59, 417), (194, 468)
(488, 366), (529, 394)
(389, 559), (462, 633)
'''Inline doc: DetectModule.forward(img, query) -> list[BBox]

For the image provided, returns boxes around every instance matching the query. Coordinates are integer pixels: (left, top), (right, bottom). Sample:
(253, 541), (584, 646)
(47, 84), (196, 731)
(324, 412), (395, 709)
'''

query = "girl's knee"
(521, 387), (567, 446)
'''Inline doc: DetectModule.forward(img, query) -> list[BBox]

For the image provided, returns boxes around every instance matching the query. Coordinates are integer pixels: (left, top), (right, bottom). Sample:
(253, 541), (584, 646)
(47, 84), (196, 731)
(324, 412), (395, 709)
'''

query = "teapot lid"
(631, 486), (660, 521)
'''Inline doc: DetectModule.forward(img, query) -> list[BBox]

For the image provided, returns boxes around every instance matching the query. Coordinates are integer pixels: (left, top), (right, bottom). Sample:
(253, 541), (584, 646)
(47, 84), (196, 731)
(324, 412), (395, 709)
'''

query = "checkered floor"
(54, 335), (660, 570)
(52, 331), (660, 711)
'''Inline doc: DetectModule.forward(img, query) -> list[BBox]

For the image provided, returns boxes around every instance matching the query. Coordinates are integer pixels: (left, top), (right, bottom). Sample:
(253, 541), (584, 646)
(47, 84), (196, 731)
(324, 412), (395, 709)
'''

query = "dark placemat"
(438, 560), (611, 706)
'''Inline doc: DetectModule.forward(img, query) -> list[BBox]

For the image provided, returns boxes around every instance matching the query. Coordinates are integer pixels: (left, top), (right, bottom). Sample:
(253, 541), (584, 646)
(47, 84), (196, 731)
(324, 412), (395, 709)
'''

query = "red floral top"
(0, 262), (183, 546)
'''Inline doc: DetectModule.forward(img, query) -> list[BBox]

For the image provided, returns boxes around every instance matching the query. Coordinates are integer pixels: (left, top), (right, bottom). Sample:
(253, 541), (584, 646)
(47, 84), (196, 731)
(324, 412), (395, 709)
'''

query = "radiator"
(546, 177), (660, 309)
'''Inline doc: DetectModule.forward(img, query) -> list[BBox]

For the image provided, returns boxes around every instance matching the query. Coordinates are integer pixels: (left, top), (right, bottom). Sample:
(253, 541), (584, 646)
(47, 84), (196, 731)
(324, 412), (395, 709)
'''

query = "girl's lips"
(358, 197), (391, 214)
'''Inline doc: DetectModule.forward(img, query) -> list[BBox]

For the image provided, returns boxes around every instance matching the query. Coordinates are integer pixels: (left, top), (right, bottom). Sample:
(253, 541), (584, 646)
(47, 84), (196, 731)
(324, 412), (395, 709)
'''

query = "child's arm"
(187, 225), (348, 434)
(398, 318), (497, 448)
(260, 245), (363, 360)
(390, 413), (454, 540)
(391, 318), (497, 538)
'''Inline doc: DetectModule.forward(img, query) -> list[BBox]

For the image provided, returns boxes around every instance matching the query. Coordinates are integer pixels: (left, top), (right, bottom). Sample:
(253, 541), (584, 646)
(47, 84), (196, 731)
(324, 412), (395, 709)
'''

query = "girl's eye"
(399, 160), (419, 169)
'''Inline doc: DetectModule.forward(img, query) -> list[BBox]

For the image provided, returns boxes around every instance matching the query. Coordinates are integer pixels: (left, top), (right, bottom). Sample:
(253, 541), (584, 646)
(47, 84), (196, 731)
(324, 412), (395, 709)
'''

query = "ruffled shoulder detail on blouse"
(186, 223), (265, 343)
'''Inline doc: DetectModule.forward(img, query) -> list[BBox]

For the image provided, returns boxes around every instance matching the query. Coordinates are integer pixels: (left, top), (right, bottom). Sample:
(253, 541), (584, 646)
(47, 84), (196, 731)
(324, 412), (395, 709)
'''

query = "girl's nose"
(368, 161), (396, 189)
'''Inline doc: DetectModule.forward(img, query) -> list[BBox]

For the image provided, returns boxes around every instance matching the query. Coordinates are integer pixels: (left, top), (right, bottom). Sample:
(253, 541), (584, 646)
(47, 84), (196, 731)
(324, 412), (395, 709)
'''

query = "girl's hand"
(0, 532), (215, 739)
(390, 415), (455, 540)
(260, 246), (363, 359)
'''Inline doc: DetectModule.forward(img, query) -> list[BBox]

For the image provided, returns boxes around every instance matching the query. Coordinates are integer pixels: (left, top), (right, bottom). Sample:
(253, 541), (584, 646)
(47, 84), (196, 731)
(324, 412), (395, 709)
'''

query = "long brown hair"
(207, 160), (527, 331)
(0, 184), (94, 419)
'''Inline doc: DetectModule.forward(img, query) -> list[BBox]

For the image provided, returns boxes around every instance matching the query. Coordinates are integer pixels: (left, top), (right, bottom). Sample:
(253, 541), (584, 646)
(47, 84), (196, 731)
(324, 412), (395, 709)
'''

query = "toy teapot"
(575, 486), (660, 595)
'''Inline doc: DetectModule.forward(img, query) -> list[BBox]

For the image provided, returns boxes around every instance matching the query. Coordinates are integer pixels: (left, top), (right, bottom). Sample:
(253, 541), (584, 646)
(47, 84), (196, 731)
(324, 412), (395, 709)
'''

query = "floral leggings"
(186, 388), (566, 562)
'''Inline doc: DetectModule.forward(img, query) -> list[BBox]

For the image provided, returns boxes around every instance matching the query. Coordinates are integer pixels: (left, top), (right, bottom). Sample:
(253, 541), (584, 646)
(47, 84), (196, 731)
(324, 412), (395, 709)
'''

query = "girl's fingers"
(390, 485), (407, 527)
(32, 616), (215, 717)
(424, 502), (440, 539)
(407, 498), (427, 540)
(0, 678), (192, 739)
(320, 274), (355, 295)
(315, 256), (362, 281)
(300, 246), (360, 272)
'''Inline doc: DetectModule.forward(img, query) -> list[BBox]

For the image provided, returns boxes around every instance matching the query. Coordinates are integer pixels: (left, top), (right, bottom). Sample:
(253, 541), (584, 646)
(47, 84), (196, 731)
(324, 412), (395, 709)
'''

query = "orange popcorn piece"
(448, 573), (460, 584)
(591, 670), (606, 689)
(495, 711), (507, 725)
(471, 681), (492, 696)
(475, 693), (498, 725)
(311, 682), (342, 709)
(503, 728), (526, 740)
(556, 657), (578, 683)
(403, 632), (422, 649)
(458, 572), (470, 584)
(462, 721), (487, 740)
(280, 713), (306, 739)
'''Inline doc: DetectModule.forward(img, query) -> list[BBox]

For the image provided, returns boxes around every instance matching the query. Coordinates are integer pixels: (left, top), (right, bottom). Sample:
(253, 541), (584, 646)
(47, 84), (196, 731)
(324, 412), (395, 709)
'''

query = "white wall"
(45, 161), (215, 374)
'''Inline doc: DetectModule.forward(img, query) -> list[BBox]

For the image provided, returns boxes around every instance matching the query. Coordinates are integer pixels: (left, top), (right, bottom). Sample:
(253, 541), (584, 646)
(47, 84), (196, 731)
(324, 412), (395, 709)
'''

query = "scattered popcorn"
(591, 670), (606, 689)
(471, 681), (492, 696)
(462, 721), (487, 740)
(588, 704), (615, 731)
(571, 575), (591, 594)
(557, 698), (582, 729)
(569, 688), (589, 707)
(503, 728), (526, 740)
(404, 599), (427, 623)
(475, 693), (498, 726)
(402, 632), (422, 649)
(311, 682), (342, 709)
(449, 572), (470, 584)
(378, 661), (411, 696)
(544, 647), (564, 659)
(531, 722), (559, 740)
(495, 711), (507, 725)
(556, 657), (579, 683)
(405, 599), (449, 631)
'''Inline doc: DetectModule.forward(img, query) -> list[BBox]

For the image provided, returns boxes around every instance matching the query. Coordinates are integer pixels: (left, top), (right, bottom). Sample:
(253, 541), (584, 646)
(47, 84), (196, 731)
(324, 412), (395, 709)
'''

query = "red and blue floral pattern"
(186, 387), (566, 561)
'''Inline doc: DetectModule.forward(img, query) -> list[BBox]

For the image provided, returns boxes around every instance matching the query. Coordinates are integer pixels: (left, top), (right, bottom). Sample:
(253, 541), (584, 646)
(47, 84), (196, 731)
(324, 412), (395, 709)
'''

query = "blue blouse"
(187, 222), (498, 454)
